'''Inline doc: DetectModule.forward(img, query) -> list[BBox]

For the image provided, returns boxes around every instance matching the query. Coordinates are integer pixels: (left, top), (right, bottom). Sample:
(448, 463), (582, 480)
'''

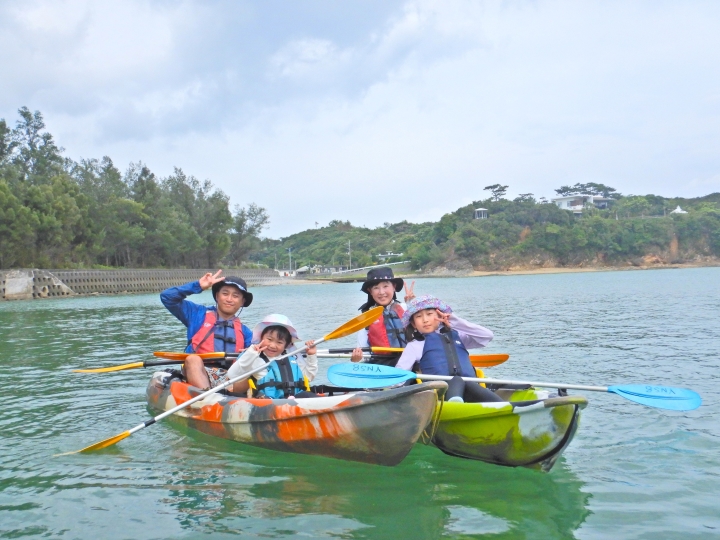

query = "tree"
(484, 184), (508, 201)
(514, 193), (535, 203)
(9, 107), (64, 182)
(555, 183), (620, 199)
(0, 119), (11, 164)
(0, 179), (39, 268)
(227, 203), (270, 265)
(614, 196), (652, 218)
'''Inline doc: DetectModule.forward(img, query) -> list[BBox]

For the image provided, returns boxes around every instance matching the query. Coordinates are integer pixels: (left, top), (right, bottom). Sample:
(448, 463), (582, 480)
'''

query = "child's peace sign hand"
(199, 270), (225, 290)
(436, 309), (451, 328)
(254, 340), (270, 354)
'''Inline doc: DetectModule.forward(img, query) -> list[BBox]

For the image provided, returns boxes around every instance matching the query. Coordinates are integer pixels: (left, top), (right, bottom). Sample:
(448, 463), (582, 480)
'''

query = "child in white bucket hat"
(228, 314), (318, 399)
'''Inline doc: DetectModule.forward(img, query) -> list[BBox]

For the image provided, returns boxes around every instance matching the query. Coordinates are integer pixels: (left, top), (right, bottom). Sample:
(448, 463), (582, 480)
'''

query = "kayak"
(146, 371), (447, 466)
(430, 388), (587, 472)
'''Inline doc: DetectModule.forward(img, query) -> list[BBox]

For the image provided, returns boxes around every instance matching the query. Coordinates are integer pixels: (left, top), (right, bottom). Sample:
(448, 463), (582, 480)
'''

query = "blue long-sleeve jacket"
(160, 281), (252, 353)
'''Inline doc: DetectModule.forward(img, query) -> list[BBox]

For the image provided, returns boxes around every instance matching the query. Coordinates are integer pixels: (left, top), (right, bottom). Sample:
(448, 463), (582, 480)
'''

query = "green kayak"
(430, 388), (587, 472)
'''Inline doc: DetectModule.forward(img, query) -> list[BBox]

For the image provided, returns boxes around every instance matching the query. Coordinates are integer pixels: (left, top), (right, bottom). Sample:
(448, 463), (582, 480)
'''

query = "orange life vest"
(366, 303), (406, 348)
(189, 310), (245, 354)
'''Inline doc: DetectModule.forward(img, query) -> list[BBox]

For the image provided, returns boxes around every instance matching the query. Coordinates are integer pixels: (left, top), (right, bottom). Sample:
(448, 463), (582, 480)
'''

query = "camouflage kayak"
(146, 371), (447, 466)
(431, 388), (587, 472)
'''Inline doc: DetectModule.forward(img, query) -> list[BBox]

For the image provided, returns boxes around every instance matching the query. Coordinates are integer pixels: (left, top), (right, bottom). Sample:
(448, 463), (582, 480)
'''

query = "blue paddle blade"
(608, 384), (702, 411)
(327, 363), (414, 388)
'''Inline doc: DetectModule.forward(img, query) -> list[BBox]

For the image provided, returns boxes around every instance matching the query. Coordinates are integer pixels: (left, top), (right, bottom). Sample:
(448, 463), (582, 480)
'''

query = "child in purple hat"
(396, 295), (503, 403)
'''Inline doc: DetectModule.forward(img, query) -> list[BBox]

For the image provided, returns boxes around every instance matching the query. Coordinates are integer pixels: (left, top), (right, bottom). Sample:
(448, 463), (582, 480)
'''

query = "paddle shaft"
(416, 373), (607, 392)
(318, 353), (505, 367)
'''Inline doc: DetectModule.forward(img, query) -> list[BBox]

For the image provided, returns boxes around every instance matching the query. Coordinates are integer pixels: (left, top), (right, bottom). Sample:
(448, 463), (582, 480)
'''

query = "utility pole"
(347, 240), (352, 269)
(287, 248), (292, 273)
(274, 252), (277, 270)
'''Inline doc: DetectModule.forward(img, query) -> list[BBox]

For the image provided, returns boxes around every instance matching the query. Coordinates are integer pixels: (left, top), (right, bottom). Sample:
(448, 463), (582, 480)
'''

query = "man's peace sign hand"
(199, 270), (225, 290)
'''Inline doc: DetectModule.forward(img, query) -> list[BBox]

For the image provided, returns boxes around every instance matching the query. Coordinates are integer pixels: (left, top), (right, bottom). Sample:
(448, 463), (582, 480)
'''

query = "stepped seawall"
(0, 269), (288, 301)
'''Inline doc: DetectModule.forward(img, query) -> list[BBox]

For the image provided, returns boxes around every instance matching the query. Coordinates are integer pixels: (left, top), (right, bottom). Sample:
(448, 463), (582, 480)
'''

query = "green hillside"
(3, 106), (719, 272)
(251, 192), (720, 271)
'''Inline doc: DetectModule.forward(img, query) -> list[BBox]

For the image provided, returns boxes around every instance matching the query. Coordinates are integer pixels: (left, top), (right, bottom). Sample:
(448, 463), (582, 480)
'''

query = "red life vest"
(367, 303), (406, 348)
(190, 311), (245, 354)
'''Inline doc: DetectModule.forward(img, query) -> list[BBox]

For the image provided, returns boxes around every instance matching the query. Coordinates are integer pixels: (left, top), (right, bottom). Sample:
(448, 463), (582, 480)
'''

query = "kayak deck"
(430, 388), (587, 472)
(146, 372), (447, 466)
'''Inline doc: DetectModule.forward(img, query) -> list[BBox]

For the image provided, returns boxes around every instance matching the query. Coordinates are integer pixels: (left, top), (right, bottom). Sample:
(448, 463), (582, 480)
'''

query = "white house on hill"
(551, 195), (612, 215)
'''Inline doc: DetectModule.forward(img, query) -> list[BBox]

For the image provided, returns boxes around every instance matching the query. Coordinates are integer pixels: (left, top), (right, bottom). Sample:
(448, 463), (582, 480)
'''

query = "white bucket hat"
(252, 314), (301, 344)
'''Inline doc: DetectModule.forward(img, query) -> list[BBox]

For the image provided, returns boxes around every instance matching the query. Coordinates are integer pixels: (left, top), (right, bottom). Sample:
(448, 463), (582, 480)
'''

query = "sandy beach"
(392, 260), (720, 280)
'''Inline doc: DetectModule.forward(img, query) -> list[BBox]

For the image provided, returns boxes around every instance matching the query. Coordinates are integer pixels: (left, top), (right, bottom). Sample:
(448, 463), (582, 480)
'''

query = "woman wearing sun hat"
(227, 314), (318, 399)
(349, 267), (416, 362)
(395, 295), (503, 403)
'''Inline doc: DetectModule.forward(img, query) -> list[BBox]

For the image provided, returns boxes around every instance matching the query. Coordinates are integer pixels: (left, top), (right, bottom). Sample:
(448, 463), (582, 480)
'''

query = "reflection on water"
(2, 268), (719, 538)
(144, 425), (590, 539)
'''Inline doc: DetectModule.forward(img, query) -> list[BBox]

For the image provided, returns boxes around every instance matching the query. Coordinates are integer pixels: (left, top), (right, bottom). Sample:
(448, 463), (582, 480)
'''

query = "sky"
(2, 0), (720, 237)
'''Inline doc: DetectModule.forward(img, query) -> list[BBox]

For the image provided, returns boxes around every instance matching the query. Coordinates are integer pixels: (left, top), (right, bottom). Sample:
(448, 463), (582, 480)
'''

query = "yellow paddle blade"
(370, 346), (404, 353)
(470, 354), (509, 368)
(370, 348), (508, 368)
(153, 351), (226, 361)
(73, 362), (145, 373)
(325, 306), (384, 341)
(55, 430), (131, 456)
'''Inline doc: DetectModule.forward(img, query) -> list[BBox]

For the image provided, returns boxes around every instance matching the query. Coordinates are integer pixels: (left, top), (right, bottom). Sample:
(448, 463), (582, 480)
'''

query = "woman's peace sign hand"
(199, 270), (225, 290)
(403, 280), (416, 303)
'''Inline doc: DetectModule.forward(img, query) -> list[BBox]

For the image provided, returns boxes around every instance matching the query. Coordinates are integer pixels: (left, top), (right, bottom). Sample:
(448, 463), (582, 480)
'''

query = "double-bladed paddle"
(75, 352), (446, 374)
(150, 350), (509, 367)
(327, 347), (509, 367)
(75, 350), (509, 373)
(73, 359), (230, 374)
(321, 353), (507, 368)
(326, 363), (702, 411)
(59, 306), (384, 455)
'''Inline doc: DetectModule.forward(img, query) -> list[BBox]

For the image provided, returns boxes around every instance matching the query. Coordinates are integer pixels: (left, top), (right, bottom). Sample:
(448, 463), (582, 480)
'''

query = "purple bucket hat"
(401, 295), (453, 328)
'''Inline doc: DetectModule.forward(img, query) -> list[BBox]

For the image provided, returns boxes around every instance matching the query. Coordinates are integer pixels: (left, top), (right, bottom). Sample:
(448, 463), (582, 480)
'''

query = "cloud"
(1, 0), (720, 236)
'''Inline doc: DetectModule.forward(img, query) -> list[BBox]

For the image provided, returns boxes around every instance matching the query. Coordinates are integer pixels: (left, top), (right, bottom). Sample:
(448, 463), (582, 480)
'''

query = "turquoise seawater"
(1, 268), (718, 539)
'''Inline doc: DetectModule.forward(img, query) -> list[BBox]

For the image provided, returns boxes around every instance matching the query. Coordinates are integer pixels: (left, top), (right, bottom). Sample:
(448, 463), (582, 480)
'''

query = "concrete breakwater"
(0, 269), (286, 301)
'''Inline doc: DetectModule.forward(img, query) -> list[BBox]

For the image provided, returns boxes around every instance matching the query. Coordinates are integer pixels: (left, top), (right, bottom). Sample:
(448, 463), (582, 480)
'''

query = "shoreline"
(3, 263), (718, 301)
(411, 261), (720, 279)
(302, 261), (720, 283)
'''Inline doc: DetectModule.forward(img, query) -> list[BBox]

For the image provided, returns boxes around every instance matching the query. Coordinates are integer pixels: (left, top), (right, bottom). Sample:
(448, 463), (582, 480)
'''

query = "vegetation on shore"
(2, 107), (719, 272)
(0, 108), (268, 269)
(251, 189), (720, 272)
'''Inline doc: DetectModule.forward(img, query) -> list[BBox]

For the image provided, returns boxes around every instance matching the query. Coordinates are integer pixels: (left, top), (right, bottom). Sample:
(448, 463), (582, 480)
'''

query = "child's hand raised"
(253, 339), (270, 354)
(305, 340), (317, 355)
(436, 309), (451, 328)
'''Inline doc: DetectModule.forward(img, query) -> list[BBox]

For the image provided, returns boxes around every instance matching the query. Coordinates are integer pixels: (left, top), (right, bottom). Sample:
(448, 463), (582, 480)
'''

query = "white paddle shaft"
(416, 374), (608, 393)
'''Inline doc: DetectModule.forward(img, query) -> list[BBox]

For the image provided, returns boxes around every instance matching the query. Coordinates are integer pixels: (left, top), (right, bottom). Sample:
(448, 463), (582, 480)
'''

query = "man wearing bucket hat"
(227, 314), (318, 399)
(160, 270), (253, 391)
(394, 295), (503, 403)
(349, 267), (416, 363)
